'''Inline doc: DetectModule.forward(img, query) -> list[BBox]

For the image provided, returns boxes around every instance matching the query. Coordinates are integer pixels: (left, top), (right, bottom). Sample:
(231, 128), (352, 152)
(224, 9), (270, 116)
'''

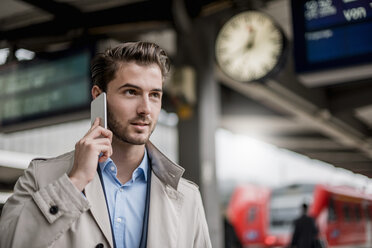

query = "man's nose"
(137, 96), (151, 115)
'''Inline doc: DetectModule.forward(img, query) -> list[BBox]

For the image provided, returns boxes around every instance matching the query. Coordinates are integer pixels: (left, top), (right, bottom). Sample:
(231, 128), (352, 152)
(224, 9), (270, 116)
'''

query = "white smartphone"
(90, 92), (107, 129)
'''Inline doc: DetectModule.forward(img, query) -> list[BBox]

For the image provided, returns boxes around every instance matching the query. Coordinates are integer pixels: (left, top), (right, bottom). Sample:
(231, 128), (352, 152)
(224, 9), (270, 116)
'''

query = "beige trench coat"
(0, 142), (212, 248)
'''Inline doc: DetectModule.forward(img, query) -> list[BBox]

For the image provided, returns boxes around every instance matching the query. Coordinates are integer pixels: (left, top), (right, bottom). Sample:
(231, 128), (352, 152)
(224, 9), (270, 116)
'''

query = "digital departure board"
(291, 0), (372, 73)
(0, 50), (92, 131)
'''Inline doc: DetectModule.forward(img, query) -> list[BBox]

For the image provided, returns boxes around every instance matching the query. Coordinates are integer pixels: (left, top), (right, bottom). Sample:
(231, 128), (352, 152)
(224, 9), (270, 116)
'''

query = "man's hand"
(69, 118), (113, 191)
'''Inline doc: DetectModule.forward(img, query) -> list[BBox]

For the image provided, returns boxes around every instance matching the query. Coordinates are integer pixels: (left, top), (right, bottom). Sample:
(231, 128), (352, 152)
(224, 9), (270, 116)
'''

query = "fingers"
(77, 136), (111, 150)
(70, 118), (112, 191)
(101, 128), (113, 142)
(90, 117), (100, 130)
(91, 137), (113, 160)
(98, 144), (113, 163)
(94, 137), (112, 148)
(85, 118), (101, 137)
(85, 121), (112, 141)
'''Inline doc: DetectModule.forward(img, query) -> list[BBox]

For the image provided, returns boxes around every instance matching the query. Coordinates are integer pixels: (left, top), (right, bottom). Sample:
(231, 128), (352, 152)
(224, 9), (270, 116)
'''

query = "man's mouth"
(131, 122), (150, 130)
(132, 122), (149, 126)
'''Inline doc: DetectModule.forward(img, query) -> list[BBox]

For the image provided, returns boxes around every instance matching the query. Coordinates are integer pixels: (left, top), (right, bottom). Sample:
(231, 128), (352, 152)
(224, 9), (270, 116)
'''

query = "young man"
(0, 42), (212, 248)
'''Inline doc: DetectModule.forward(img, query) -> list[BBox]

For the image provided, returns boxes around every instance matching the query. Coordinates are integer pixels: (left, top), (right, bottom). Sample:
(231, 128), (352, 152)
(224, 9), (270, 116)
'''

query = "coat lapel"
(85, 173), (114, 248)
(147, 171), (184, 247)
(145, 142), (186, 247)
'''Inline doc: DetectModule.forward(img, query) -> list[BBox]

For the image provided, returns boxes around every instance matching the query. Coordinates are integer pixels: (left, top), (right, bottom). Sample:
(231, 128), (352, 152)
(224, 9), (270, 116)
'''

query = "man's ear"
(91, 85), (103, 100)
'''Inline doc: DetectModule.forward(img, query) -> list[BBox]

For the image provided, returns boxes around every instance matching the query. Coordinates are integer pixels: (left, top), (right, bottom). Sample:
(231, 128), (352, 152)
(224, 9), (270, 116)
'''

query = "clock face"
(215, 11), (284, 82)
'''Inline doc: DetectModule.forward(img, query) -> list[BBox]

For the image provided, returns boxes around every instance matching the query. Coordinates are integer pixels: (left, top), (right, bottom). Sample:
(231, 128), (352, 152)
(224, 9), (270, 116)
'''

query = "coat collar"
(145, 142), (185, 247)
(85, 173), (114, 247)
(64, 153), (114, 247)
(145, 141), (185, 190)
(70, 141), (185, 248)
(67, 141), (185, 190)
(147, 171), (184, 247)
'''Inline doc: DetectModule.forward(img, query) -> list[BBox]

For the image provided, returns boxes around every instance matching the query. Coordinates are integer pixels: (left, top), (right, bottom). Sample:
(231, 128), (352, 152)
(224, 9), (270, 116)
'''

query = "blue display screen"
(306, 21), (372, 62)
(304, 0), (372, 30)
(291, 0), (372, 73)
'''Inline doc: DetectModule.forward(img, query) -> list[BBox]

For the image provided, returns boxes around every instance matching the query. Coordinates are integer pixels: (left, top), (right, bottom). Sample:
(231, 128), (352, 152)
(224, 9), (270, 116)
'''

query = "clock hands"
(245, 25), (256, 50)
(227, 26), (256, 59)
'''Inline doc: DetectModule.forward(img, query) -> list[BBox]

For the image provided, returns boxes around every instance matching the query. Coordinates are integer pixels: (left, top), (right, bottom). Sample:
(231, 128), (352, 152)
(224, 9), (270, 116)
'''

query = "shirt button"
(95, 243), (104, 248)
(119, 188), (123, 192)
(116, 217), (122, 223)
(110, 166), (115, 171)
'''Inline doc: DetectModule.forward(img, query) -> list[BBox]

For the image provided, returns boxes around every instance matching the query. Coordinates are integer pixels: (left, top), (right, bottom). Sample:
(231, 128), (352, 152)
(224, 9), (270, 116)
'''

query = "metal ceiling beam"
(221, 116), (318, 134)
(85, 0), (173, 27)
(327, 78), (372, 112)
(19, 0), (81, 18)
(216, 67), (372, 166)
(220, 84), (287, 117)
(303, 152), (370, 163)
(273, 54), (328, 109)
(0, 0), (173, 42)
(333, 161), (372, 171)
(331, 110), (372, 136)
(263, 138), (345, 150)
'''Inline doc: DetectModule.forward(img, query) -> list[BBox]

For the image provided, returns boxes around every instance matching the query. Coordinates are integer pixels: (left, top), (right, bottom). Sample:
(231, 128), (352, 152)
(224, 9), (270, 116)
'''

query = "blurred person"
(0, 41), (212, 248)
(290, 203), (319, 248)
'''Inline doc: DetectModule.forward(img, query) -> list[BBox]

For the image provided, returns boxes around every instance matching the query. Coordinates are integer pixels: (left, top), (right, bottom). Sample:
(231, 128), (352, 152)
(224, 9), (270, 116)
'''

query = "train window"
(270, 207), (299, 227)
(0, 203), (4, 217)
(328, 198), (337, 222)
(354, 205), (362, 222)
(343, 203), (351, 222)
(366, 205), (372, 221)
(247, 206), (258, 223)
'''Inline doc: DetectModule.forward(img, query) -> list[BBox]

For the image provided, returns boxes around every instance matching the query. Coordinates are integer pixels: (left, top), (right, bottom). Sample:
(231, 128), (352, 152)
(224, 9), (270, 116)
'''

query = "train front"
(265, 184), (316, 247)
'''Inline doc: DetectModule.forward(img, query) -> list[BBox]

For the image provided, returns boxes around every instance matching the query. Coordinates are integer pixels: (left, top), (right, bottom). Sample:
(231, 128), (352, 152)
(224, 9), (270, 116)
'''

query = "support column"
(174, 6), (223, 246)
(197, 54), (222, 248)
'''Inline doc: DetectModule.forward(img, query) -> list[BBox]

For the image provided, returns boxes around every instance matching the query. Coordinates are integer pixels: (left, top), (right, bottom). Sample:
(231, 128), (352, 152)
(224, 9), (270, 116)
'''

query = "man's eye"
(151, 92), (161, 98)
(125, 89), (136, 95)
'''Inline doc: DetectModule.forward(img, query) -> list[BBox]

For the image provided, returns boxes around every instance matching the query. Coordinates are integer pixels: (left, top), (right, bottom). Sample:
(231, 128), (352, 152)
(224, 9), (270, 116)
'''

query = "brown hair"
(90, 41), (170, 91)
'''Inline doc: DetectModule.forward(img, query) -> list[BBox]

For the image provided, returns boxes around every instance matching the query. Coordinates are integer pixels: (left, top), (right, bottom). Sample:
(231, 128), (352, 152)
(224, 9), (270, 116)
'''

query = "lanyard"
(97, 165), (117, 248)
(139, 162), (152, 248)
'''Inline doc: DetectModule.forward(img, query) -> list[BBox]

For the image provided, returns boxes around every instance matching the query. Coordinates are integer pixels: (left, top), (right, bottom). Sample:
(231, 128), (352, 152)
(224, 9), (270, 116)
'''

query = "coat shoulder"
(31, 151), (74, 169)
(178, 178), (200, 199)
(32, 151), (74, 163)
(29, 151), (75, 184)
(179, 178), (199, 189)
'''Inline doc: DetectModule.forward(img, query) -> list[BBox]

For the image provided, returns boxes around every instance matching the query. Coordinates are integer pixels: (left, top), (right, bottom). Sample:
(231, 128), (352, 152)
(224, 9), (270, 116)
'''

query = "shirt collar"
(99, 148), (149, 182)
(135, 148), (149, 182)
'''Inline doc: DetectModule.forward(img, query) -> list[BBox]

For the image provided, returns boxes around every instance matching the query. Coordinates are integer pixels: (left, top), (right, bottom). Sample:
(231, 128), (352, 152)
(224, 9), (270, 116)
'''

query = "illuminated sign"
(291, 0), (372, 73)
(0, 50), (92, 131)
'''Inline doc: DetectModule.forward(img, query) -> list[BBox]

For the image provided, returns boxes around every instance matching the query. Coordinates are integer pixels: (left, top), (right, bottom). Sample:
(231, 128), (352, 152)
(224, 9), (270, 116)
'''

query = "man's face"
(106, 62), (163, 145)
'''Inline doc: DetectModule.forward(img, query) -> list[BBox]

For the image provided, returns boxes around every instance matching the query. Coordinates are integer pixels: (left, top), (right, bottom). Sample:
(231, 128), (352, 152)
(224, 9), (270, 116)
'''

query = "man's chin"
(118, 135), (149, 146)
(126, 139), (148, 145)
(111, 127), (152, 146)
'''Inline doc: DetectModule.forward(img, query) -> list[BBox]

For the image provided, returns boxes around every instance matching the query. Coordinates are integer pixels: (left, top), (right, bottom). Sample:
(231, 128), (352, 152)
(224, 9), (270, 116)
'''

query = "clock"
(215, 11), (286, 82)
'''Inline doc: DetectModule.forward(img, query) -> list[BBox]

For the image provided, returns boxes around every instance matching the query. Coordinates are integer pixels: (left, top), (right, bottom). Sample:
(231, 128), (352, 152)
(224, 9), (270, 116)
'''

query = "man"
(0, 41), (212, 248)
(290, 203), (319, 248)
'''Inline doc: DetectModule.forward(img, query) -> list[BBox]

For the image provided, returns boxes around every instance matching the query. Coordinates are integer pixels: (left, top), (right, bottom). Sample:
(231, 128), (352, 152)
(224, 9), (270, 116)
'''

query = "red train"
(227, 184), (271, 246)
(227, 183), (372, 247)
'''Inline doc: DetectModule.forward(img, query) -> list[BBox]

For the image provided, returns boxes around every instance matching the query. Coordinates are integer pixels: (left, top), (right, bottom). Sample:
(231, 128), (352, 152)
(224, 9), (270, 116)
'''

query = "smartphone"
(90, 92), (107, 129)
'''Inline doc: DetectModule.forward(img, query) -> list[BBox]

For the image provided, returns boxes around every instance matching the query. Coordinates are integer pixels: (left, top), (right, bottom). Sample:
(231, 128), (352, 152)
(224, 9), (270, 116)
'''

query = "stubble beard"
(107, 108), (155, 145)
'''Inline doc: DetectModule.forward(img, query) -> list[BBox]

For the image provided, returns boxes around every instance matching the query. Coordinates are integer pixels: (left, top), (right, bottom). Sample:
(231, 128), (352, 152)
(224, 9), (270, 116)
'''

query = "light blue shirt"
(99, 149), (148, 248)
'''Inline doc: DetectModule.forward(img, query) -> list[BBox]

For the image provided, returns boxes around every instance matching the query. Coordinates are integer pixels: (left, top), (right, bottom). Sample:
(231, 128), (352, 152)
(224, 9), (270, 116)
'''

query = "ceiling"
(1, 0), (372, 180)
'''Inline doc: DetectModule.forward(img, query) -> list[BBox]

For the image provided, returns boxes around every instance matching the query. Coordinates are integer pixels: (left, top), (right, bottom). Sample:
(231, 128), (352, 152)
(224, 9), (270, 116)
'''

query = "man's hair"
(302, 203), (308, 213)
(90, 41), (171, 91)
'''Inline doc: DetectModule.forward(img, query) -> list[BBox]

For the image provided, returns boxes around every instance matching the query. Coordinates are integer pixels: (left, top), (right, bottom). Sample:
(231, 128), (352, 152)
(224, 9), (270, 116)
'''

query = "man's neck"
(110, 137), (146, 184)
